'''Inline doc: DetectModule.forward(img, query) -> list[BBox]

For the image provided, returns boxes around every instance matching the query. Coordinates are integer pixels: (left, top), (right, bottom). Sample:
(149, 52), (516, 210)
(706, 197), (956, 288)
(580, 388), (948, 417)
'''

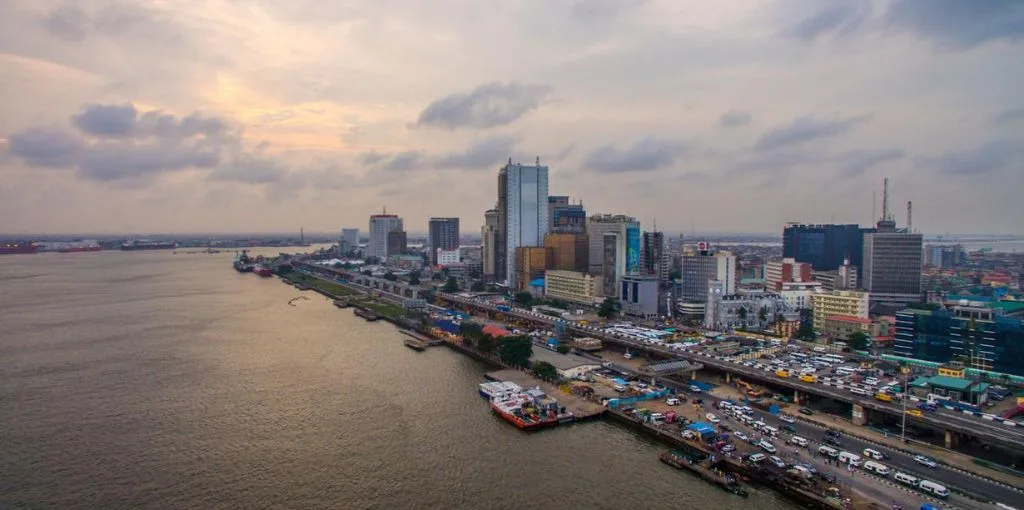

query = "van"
(650, 412), (665, 423)
(862, 460), (891, 476)
(850, 387), (869, 396)
(762, 426), (779, 437)
(918, 480), (950, 499)
(894, 471), (919, 486)
(813, 347), (827, 353)
(789, 436), (809, 447)
(838, 451), (862, 466)
(875, 393), (893, 402)
(862, 448), (886, 460)
(864, 377), (879, 386)
(818, 446), (839, 458)
(747, 453), (767, 463)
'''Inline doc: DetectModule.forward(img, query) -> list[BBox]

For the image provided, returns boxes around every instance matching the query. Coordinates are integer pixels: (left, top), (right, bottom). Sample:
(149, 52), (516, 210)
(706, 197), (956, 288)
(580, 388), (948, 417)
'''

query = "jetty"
(485, 369), (606, 423)
(354, 308), (381, 321)
(333, 299), (351, 308)
(400, 330), (441, 351)
(659, 450), (748, 497)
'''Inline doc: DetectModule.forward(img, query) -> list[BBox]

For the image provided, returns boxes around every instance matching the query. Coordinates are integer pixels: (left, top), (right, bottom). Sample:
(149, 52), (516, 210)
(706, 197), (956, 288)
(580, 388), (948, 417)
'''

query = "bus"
(791, 353), (809, 361)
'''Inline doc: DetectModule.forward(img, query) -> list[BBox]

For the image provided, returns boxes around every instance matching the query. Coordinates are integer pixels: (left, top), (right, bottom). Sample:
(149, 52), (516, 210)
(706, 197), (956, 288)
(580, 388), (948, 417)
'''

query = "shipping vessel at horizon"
(120, 240), (177, 251)
(0, 241), (38, 255)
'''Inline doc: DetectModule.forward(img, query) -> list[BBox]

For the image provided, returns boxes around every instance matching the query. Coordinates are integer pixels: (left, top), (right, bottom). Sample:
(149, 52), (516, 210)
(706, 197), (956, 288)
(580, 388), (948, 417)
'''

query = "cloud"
(7, 129), (83, 168)
(884, 0), (1024, 50)
(584, 136), (690, 173)
(433, 135), (517, 168)
(209, 154), (288, 184)
(71, 102), (139, 137)
(570, 0), (646, 20)
(993, 108), (1024, 125)
(381, 150), (425, 172)
(839, 148), (906, 176)
(925, 141), (1022, 176)
(755, 114), (870, 151)
(778, 0), (872, 41)
(414, 82), (552, 130)
(719, 110), (752, 128)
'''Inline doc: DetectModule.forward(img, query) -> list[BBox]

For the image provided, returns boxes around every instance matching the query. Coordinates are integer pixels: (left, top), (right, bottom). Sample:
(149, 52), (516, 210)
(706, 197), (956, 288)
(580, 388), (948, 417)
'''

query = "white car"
(779, 414), (795, 423)
(914, 455), (938, 468)
(706, 413), (720, 424)
(689, 385), (702, 393)
(666, 398), (681, 406)
(759, 440), (777, 454)
(769, 455), (787, 468)
(734, 431), (749, 441)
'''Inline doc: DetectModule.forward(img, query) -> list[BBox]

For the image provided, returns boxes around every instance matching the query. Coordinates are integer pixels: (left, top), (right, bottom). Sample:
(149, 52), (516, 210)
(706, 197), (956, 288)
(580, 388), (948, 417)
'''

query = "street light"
(900, 363), (909, 443)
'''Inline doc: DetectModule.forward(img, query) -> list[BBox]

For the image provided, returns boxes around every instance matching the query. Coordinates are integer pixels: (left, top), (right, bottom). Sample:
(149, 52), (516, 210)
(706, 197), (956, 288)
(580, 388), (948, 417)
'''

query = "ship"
(489, 391), (559, 430)
(254, 264), (273, 277)
(0, 241), (38, 255)
(121, 240), (177, 251)
(57, 243), (102, 253)
(233, 251), (253, 272)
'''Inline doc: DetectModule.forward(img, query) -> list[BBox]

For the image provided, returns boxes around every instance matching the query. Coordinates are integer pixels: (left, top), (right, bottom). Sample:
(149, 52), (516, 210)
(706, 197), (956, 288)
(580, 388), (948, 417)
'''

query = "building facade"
(704, 282), (789, 331)
(641, 231), (667, 282)
(341, 228), (360, 252)
(863, 231), (923, 305)
(481, 209), (498, 278)
(779, 281), (822, 311)
(386, 230), (407, 257)
(895, 305), (1024, 376)
(368, 213), (403, 259)
(620, 274), (659, 317)
(783, 223), (874, 272)
(514, 246), (553, 292)
(436, 248), (460, 266)
(427, 217), (460, 265)
(544, 270), (602, 305)
(926, 244), (965, 268)
(586, 214), (639, 278)
(544, 232), (589, 273)
(764, 257), (812, 291)
(680, 247), (736, 303)
(811, 290), (870, 332)
(499, 162), (549, 287)
(548, 196), (586, 234)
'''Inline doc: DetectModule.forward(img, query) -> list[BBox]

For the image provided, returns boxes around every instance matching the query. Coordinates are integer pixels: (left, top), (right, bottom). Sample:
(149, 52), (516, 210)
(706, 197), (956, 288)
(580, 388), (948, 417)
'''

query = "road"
(436, 292), (1024, 452)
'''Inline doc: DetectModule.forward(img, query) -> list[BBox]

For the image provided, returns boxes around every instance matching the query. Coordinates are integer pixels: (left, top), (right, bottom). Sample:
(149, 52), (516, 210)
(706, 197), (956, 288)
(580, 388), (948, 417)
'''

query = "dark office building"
(895, 306), (1024, 377)
(386, 230), (407, 257)
(641, 231), (666, 282)
(428, 217), (460, 265)
(782, 223), (874, 272)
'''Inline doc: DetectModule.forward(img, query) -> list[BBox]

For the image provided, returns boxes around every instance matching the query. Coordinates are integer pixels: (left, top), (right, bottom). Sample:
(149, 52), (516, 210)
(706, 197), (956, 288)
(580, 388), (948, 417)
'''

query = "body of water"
(0, 250), (797, 509)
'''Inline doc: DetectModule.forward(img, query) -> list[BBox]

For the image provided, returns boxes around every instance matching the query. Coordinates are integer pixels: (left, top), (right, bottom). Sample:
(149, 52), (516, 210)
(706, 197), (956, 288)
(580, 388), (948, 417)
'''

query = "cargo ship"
(121, 240), (177, 251)
(233, 251), (253, 272)
(0, 241), (38, 255)
(489, 391), (559, 430)
(57, 244), (102, 253)
(254, 264), (273, 277)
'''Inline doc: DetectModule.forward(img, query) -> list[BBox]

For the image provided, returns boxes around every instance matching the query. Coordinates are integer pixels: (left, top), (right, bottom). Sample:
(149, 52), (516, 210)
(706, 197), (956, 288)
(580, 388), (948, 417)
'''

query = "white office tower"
(499, 161), (549, 287)
(368, 212), (403, 260)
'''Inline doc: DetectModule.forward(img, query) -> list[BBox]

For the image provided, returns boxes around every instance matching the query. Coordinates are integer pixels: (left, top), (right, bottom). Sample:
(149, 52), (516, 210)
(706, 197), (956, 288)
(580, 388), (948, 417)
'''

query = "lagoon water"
(0, 249), (797, 509)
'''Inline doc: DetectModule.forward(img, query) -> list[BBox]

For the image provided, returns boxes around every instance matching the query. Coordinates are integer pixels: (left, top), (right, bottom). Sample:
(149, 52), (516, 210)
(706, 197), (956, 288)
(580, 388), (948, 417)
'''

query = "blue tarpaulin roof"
(530, 278), (545, 287)
(686, 422), (715, 435)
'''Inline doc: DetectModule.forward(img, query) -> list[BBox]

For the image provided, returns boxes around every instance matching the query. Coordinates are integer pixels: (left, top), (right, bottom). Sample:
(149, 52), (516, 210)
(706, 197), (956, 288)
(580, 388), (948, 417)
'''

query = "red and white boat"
(254, 264), (273, 277)
(489, 392), (558, 430)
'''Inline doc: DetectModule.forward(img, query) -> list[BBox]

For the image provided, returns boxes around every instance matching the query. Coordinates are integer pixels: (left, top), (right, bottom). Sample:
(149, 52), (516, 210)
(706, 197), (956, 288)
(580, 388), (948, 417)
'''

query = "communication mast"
(907, 201), (913, 233)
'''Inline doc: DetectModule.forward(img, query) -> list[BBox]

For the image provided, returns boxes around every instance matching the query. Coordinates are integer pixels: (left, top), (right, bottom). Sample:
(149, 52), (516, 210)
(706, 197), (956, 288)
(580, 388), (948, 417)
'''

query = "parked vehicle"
(779, 414), (795, 423)
(769, 455), (786, 468)
(747, 453), (767, 463)
(666, 398), (681, 406)
(798, 407), (814, 416)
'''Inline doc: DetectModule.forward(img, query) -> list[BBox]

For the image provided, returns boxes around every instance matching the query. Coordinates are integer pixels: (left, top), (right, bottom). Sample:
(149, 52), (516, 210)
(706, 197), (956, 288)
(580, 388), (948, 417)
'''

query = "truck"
(496, 305), (511, 312)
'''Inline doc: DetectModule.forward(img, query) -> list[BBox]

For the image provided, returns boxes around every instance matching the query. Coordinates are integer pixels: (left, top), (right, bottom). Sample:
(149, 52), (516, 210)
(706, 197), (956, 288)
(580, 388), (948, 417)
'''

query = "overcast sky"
(1, 0), (1022, 235)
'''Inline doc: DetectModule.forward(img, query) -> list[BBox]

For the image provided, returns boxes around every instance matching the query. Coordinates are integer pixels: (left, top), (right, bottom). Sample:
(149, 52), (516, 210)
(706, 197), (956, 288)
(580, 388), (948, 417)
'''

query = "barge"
(490, 392), (559, 431)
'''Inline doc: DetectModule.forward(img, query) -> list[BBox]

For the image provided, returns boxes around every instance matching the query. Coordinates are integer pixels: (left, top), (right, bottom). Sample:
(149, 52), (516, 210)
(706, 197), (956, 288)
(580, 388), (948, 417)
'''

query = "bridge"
(436, 292), (1024, 452)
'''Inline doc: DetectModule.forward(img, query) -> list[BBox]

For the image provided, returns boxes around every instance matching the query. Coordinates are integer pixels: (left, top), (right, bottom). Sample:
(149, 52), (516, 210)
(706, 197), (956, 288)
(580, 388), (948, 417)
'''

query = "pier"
(354, 308), (381, 321)
(659, 451), (748, 497)
(400, 330), (441, 351)
(485, 369), (607, 422)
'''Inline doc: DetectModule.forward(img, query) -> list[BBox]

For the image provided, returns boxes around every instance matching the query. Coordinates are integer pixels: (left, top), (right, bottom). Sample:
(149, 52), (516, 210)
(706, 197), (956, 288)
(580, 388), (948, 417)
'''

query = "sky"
(1, 0), (1022, 236)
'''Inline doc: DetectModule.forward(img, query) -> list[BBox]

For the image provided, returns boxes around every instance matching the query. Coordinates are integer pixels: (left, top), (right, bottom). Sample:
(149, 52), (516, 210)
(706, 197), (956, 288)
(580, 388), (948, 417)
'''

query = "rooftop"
(911, 375), (987, 392)
(529, 347), (601, 372)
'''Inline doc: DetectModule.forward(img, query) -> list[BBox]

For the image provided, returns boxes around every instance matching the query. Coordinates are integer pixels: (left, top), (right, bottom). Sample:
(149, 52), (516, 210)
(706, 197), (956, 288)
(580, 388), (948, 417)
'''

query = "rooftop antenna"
(382, 205), (386, 215)
(907, 201), (913, 233)
(535, 155), (540, 166)
(872, 190), (877, 226)
(882, 177), (891, 222)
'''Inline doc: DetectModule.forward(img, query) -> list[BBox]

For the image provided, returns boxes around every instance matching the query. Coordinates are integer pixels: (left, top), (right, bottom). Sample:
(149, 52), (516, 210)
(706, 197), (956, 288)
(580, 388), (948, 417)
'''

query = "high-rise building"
(812, 290), (870, 332)
(386, 230), (407, 257)
(341, 228), (360, 252)
(764, 257), (812, 291)
(863, 230), (923, 305)
(896, 304), (1024, 376)
(368, 212), (403, 260)
(783, 223), (874, 272)
(548, 196), (586, 234)
(514, 246), (553, 292)
(481, 209), (499, 278)
(544, 270), (602, 305)
(586, 214), (639, 278)
(428, 217), (460, 265)
(602, 233), (619, 297)
(641, 231), (667, 282)
(544, 233), (589, 273)
(620, 274), (659, 317)
(926, 245), (965, 268)
(679, 244), (737, 303)
(497, 160), (549, 287)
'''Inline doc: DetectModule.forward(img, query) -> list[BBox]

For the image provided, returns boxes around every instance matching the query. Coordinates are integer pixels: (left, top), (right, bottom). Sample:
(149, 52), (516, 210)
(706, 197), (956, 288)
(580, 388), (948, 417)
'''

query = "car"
(769, 455), (787, 468)
(689, 385), (702, 393)
(799, 407), (814, 416)
(759, 440), (777, 454)
(799, 462), (818, 474)
(734, 431), (749, 441)
(783, 424), (797, 433)
(721, 444), (736, 452)
(780, 414), (795, 423)
(706, 413), (720, 424)
(746, 453), (767, 463)
(825, 428), (841, 437)
(665, 398), (681, 406)
(914, 455), (938, 468)
(905, 409), (923, 418)
(824, 436), (841, 447)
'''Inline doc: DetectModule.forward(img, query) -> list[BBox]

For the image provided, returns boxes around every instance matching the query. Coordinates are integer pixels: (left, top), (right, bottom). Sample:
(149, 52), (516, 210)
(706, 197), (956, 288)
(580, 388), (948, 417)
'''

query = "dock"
(400, 330), (441, 351)
(354, 308), (380, 321)
(333, 299), (351, 308)
(659, 451), (748, 497)
(485, 369), (607, 422)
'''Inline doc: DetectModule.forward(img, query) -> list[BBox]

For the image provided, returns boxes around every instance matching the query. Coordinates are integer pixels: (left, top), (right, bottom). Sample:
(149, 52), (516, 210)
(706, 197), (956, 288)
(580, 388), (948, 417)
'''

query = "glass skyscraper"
(497, 162), (549, 287)
(782, 223), (874, 272)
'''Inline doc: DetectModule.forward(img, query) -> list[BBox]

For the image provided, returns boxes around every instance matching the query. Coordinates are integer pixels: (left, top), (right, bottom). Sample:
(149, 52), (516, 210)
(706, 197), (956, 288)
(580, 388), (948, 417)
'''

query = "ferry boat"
(254, 264), (273, 277)
(489, 392), (558, 431)
(479, 381), (522, 400)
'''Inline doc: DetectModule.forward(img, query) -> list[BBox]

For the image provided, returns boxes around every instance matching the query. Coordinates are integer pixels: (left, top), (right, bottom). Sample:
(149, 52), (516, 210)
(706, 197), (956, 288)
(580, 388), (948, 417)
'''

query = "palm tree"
(758, 306), (768, 329)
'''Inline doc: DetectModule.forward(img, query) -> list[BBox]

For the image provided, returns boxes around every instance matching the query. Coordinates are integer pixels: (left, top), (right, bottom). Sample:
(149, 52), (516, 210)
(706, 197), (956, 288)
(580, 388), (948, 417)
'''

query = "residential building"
(812, 259), (858, 291)
(586, 214), (640, 278)
(863, 230), (923, 305)
(481, 208), (498, 278)
(544, 270), (602, 305)
(436, 248), (460, 266)
(811, 290), (870, 332)
(548, 196), (586, 234)
(368, 212), (403, 259)
(386, 230), (407, 257)
(641, 231), (668, 282)
(602, 233), (618, 297)
(544, 232), (589, 273)
(619, 274), (659, 317)
(514, 246), (553, 292)
(704, 282), (791, 331)
(779, 281), (822, 311)
(341, 228), (360, 251)
(680, 246), (737, 303)
(783, 223), (874, 272)
(819, 315), (873, 340)
(895, 304), (1024, 376)
(926, 244), (965, 268)
(764, 257), (812, 291)
(498, 161), (550, 287)
(428, 217), (460, 265)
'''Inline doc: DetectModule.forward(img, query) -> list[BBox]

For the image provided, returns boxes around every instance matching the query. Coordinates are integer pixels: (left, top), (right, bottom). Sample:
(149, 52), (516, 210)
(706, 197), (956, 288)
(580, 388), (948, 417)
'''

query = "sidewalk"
(794, 408), (1022, 489)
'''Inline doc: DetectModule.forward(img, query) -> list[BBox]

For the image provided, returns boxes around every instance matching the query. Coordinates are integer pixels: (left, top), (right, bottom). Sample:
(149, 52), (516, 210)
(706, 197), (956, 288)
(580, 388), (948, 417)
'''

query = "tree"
(848, 332), (870, 351)
(737, 306), (748, 324)
(471, 281), (486, 292)
(775, 313), (786, 325)
(758, 306), (768, 326)
(532, 361), (558, 380)
(497, 335), (533, 367)
(442, 277), (459, 292)
(597, 297), (621, 319)
(383, 271), (398, 282)
(514, 291), (534, 306)
(408, 270), (421, 286)
(478, 335), (495, 354)
(796, 322), (816, 341)
(460, 321), (484, 343)
(556, 344), (571, 355)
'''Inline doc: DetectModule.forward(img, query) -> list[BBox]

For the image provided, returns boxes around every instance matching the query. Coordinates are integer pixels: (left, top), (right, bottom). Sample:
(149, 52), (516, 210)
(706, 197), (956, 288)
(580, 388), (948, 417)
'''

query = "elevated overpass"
(437, 292), (1024, 452)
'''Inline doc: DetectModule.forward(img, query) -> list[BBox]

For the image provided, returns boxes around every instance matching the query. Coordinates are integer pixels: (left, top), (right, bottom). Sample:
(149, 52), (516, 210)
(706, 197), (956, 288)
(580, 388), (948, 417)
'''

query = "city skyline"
(1, 1), (1023, 235)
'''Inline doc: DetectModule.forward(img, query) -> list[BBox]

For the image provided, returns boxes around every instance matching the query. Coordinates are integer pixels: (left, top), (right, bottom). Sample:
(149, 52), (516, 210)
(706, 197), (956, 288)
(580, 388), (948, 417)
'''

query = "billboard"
(626, 225), (640, 274)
